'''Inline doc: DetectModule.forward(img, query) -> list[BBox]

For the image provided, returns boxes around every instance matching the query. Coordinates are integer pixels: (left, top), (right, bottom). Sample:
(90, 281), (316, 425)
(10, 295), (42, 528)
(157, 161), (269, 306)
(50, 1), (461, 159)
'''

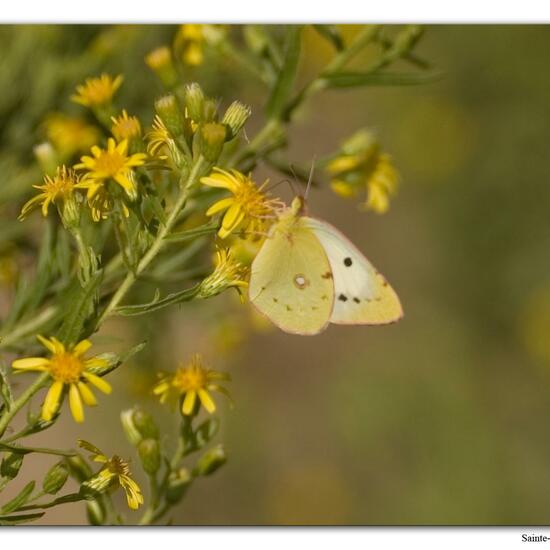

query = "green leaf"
(87, 341), (147, 377)
(56, 270), (103, 346)
(324, 70), (443, 88)
(313, 25), (345, 51)
(265, 26), (302, 120)
(115, 284), (200, 316)
(0, 481), (35, 514)
(0, 511), (45, 525)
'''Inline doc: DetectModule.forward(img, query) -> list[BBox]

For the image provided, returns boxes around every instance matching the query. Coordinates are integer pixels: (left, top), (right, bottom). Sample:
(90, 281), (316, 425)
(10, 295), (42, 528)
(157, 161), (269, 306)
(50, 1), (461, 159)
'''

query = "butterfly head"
(290, 195), (307, 216)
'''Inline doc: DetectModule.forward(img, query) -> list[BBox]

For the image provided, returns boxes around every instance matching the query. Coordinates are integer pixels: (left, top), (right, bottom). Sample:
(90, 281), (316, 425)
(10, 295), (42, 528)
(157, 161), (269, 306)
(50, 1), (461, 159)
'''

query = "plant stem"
(95, 157), (207, 328)
(0, 372), (50, 438)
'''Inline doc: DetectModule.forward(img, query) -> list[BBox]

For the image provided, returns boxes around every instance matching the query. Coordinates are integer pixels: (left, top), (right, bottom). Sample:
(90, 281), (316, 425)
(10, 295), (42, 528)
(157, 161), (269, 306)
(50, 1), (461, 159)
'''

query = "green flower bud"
(80, 469), (115, 499)
(222, 101), (252, 140)
(184, 83), (205, 122)
(120, 408), (143, 446)
(0, 452), (24, 479)
(42, 461), (69, 495)
(60, 194), (81, 230)
(165, 467), (192, 504)
(132, 408), (160, 440)
(193, 444), (227, 477)
(137, 438), (161, 475)
(199, 123), (227, 162)
(66, 454), (93, 483)
(155, 95), (185, 138)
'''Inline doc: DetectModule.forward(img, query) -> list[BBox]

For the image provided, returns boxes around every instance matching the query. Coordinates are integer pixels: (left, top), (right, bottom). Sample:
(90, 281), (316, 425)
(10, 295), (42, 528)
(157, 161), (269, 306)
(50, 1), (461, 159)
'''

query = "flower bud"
(193, 444), (227, 476)
(33, 142), (58, 175)
(199, 123), (227, 162)
(222, 101), (251, 140)
(0, 452), (24, 479)
(42, 461), (69, 495)
(80, 469), (115, 499)
(165, 467), (192, 503)
(132, 408), (160, 440)
(60, 194), (81, 230)
(145, 46), (178, 88)
(120, 408), (143, 446)
(66, 454), (93, 483)
(155, 95), (184, 138)
(137, 438), (161, 475)
(184, 83), (205, 122)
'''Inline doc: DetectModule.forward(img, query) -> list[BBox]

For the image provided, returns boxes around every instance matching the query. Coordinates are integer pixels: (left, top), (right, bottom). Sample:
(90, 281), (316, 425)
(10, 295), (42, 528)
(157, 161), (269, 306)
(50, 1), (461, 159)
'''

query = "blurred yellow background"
(2, 25), (550, 525)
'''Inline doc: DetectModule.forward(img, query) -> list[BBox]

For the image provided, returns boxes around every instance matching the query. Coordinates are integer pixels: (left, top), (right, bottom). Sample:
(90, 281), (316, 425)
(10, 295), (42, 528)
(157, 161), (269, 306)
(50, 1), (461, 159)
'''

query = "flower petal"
(42, 380), (64, 421)
(182, 390), (197, 415)
(12, 357), (50, 371)
(73, 339), (92, 356)
(69, 384), (84, 422)
(77, 382), (97, 406)
(197, 388), (216, 413)
(82, 372), (112, 394)
(206, 197), (234, 216)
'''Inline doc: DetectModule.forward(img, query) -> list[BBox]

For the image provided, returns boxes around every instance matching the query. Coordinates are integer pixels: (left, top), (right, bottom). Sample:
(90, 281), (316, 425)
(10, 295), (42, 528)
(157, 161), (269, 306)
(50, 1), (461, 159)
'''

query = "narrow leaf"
(1, 481), (35, 514)
(164, 222), (218, 243)
(115, 284), (200, 316)
(0, 512), (45, 525)
(266, 26), (302, 119)
(324, 70), (443, 88)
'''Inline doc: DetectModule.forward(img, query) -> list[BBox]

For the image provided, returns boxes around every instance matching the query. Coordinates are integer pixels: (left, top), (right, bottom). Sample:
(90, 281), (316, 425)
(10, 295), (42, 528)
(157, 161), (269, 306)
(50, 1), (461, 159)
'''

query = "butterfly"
(248, 196), (403, 335)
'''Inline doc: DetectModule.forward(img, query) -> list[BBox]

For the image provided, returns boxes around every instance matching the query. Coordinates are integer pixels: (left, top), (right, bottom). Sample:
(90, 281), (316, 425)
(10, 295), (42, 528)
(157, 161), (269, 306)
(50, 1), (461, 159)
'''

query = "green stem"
(16, 492), (83, 512)
(0, 372), (50, 438)
(0, 441), (76, 457)
(95, 157), (207, 328)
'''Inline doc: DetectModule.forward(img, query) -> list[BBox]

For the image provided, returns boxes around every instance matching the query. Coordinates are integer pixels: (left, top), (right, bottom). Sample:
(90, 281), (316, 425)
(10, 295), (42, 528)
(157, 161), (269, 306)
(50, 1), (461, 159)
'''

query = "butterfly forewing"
(249, 217), (335, 335)
(304, 217), (403, 325)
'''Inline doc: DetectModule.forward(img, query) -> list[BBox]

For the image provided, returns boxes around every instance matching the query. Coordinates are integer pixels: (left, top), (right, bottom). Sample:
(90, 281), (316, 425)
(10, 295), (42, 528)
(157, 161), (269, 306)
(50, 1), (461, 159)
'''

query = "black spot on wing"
(353, 297), (360, 304)
(338, 294), (348, 302)
(344, 257), (353, 267)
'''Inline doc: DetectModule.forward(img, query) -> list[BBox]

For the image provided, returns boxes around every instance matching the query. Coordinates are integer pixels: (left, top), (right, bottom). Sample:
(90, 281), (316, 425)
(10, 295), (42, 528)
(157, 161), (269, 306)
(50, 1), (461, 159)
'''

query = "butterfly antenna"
(305, 156), (316, 200)
(288, 165), (299, 197)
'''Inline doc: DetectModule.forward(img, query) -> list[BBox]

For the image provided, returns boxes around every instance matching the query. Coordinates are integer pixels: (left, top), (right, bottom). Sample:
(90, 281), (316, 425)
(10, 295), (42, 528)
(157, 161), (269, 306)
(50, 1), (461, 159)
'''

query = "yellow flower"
(111, 110), (142, 142)
(19, 166), (85, 220)
(75, 138), (146, 201)
(43, 113), (101, 159)
(201, 168), (280, 239)
(326, 130), (399, 214)
(153, 354), (231, 416)
(146, 115), (174, 161)
(198, 248), (249, 298)
(174, 25), (206, 66)
(12, 336), (111, 423)
(78, 440), (144, 510)
(71, 74), (123, 108)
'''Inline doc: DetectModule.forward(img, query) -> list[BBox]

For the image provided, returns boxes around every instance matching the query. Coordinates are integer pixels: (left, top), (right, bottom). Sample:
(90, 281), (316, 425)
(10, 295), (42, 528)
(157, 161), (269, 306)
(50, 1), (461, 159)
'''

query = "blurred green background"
(2, 24), (550, 525)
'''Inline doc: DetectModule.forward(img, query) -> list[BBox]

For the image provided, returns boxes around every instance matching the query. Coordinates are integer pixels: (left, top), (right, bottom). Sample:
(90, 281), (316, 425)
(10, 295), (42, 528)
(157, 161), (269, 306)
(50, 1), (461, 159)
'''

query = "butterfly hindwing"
(249, 216), (335, 335)
(304, 217), (403, 325)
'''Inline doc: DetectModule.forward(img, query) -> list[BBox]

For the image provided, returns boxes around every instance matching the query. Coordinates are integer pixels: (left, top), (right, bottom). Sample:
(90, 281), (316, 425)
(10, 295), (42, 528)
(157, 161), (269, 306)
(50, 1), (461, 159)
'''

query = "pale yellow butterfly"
(248, 196), (403, 335)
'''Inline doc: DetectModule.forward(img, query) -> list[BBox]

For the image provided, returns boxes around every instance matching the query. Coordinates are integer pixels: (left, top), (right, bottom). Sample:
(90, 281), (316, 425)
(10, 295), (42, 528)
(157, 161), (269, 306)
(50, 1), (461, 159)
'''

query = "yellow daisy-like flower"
(71, 74), (123, 108)
(146, 115), (173, 160)
(19, 166), (85, 220)
(174, 24), (206, 66)
(153, 354), (231, 416)
(75, 138), (146, 201)
(44, 113), (101, 159)
(326, 130), (399, 214)
(198, 247), (249, 299)
(201, 168), (281, 239)
(111, 110), (142, 142)
(78, 440), (144, 510)
(11, 336), (111, 423)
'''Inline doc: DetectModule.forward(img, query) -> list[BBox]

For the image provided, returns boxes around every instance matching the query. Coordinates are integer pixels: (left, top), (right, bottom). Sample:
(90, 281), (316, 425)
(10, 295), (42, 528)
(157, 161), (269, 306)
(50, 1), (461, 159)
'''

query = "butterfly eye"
(293, 274), (309, 289)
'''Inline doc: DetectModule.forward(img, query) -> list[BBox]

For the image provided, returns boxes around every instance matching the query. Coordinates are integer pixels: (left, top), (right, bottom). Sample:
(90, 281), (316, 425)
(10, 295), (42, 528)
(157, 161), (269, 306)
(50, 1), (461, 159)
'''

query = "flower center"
(108, 455), (130, 476)
(95, 151), (126, 177)
(235, 183), (268, 217)
(49, 351), (84, 384)
(173, 367), (207, 392)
